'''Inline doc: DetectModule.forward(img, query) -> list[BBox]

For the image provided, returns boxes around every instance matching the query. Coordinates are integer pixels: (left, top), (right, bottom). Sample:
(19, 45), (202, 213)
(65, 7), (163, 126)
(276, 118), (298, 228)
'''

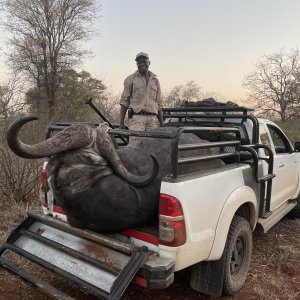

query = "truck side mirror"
(294, 142), (300, 152)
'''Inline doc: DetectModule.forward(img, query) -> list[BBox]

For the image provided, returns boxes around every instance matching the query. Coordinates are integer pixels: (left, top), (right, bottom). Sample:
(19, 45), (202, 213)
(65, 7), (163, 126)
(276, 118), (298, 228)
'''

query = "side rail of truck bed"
(111, 126), (242, 179)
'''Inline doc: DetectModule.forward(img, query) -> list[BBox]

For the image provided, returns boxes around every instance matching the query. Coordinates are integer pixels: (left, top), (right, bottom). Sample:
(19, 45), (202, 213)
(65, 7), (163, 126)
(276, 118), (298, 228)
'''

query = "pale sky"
(85, 0), (300, 100)
(1, 0), (300, 102)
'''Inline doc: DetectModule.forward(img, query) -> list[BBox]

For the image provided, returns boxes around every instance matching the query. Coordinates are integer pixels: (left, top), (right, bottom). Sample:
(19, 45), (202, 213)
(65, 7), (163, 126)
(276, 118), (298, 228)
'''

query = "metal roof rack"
(162, 106), (259, 144)
(163, 105), (254, 115)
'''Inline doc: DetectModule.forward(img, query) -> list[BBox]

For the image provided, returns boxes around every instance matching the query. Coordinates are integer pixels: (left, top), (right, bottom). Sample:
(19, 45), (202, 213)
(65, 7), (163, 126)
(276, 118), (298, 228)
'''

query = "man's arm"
(119, 104), (128, 129)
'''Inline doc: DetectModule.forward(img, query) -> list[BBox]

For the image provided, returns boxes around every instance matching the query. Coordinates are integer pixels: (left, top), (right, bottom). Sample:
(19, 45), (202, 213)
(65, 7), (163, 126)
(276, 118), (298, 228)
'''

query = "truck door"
(266, 124), (299, 210)
(259, 124), (278, 206)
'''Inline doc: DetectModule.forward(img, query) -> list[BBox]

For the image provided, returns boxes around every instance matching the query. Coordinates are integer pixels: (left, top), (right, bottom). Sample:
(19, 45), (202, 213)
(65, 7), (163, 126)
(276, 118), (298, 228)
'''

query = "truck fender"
(207, 186), (257, 260)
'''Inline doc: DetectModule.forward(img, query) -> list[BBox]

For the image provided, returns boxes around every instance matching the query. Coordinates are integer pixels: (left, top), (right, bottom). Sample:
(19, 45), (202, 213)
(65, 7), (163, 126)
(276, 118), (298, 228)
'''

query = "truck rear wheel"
(222, 215), (252, 295)
(189, 216), (252, 297)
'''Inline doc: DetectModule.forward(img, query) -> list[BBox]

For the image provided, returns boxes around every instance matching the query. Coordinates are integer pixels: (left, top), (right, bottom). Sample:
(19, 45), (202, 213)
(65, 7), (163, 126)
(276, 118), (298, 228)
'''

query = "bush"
(0, 116), (42, 203)
(0, 145), (40, 202)
(274, 119), (300, 144)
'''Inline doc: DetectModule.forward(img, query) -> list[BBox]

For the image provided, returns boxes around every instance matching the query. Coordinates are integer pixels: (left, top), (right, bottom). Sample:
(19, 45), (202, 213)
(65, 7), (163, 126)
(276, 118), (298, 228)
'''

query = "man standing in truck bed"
(119, 52), (164, 131)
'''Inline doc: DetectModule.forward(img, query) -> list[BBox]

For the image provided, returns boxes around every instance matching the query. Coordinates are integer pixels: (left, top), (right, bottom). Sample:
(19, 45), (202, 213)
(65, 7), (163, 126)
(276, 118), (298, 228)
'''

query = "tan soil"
(0, 200), (299, 300)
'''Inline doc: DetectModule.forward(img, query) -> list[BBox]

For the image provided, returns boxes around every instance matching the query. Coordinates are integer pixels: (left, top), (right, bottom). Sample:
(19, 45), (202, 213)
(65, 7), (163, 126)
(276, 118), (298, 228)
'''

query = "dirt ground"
(0, 199), (299, 300)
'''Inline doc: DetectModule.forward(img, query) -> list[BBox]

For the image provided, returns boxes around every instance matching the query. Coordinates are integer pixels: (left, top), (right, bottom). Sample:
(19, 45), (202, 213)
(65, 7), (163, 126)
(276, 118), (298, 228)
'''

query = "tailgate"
(0, 210), (153, 299)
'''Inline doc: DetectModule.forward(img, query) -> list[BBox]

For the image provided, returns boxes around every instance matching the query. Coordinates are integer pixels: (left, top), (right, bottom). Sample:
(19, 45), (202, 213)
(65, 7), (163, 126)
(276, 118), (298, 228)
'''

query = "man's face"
(136, 57), (150, 74)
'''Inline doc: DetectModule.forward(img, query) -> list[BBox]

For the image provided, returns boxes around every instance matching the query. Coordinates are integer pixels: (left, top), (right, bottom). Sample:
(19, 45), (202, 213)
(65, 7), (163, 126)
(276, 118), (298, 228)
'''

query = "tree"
(0, 83), (15, 119)
(164, 80), (202, 106)
(243, 48), (300, 122)
(0, 77), (40, 204)
(163, 80), (223, 107)
(55, 69), (108, 121)
(0, 75), (26, 120)
(1, 0), (100, 120)
(26, 69), (118, 123)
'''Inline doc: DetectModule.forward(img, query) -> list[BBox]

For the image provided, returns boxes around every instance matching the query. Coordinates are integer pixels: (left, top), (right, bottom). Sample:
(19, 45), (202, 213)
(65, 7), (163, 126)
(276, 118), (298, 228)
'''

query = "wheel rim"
(230, 236), (245, 276)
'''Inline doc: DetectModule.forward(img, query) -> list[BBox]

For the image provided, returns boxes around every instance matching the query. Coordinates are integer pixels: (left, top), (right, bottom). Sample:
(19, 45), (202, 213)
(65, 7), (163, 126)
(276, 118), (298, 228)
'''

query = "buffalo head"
(7, 116), (159, 187)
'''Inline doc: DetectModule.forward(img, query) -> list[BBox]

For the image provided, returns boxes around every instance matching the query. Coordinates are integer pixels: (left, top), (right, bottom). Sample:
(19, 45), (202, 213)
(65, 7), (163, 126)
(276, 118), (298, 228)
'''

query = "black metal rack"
(110, 126), (241, 179)
(163, 105), (253, 114)
(162, 106), (260, 144)
(239, 144), (275, 218)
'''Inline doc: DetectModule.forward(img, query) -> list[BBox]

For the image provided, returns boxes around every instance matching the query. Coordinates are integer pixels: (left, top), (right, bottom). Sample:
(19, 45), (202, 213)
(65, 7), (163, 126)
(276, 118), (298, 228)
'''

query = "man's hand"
(119, 123), (127, 130)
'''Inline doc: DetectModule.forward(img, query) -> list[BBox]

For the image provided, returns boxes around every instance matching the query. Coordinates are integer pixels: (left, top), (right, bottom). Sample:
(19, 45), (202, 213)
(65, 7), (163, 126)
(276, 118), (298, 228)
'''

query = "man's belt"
(134, 111), (157, 116)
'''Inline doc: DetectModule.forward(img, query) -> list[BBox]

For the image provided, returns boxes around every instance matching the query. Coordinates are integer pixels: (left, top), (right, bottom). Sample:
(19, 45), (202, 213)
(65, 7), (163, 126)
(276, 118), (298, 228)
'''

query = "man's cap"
(135, 52), (149, 61)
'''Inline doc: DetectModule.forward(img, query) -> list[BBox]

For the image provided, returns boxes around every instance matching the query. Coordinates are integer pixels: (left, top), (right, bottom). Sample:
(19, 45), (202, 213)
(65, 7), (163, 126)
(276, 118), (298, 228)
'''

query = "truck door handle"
(279, 163), (285, 168)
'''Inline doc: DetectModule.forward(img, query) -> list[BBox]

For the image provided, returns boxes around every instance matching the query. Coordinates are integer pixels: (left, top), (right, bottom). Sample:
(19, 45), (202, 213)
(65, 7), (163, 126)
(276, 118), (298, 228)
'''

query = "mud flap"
(190, 251), (226, 297)
(0, 210), (149, 300)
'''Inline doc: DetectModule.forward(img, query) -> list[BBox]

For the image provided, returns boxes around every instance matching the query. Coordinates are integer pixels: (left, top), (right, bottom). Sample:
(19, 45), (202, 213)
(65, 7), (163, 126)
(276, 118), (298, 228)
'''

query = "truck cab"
(258, 119), (300, 211)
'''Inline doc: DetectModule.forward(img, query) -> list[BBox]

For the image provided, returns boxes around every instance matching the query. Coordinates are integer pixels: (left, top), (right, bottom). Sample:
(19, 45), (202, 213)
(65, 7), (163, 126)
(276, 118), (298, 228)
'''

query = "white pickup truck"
(1, 105), (300, 299)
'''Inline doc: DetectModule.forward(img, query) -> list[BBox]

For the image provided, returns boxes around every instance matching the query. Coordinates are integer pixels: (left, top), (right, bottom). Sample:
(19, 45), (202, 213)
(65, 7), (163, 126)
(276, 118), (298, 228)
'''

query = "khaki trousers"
(129, 115), (160, 131)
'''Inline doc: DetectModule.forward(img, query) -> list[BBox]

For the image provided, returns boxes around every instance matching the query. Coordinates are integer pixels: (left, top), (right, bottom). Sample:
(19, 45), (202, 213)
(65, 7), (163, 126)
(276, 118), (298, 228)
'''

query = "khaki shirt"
(120, 70), (162, 114)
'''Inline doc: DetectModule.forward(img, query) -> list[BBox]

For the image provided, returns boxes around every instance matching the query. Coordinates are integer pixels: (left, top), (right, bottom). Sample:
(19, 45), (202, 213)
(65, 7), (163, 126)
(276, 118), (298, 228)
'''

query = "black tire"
(222, 216), (252, 296)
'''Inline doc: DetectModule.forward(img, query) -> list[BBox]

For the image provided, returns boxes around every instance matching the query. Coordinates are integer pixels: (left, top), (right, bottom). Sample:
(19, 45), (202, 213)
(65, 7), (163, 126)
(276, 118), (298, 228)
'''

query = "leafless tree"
(0, 145), (40, 202)
(1, 0), (100, 120)
(0, 75), (40, 203)
(164, 81), (202, 106)
(163, 81), (224, 107)
(0, 75), (26, 120)
(243, 48), (300, 122)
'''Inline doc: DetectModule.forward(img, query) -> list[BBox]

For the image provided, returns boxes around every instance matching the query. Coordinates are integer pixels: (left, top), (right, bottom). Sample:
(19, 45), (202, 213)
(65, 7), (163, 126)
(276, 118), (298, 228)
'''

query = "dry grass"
(0, 198), (30, 239)
(242, 219), (300, 300)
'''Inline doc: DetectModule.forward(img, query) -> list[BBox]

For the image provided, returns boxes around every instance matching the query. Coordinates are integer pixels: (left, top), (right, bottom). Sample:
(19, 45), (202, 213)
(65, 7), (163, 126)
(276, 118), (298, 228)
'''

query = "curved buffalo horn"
(7, 116), (94, 159)
(95, 124), (159, 187)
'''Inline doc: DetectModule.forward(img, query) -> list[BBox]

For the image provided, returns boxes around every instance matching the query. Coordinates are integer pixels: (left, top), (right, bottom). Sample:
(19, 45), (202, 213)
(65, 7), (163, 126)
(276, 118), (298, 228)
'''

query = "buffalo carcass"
(7, 116), (224, 233)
